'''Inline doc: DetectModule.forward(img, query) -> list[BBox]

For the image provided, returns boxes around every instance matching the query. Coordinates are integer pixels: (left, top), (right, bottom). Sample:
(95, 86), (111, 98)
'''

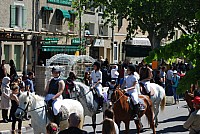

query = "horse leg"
(139, 119), (144, 132)
(134, 120), (140, 134)
(154, 102), (160, 127)
(115, 120), (121, 132)
(145, 106), (156, 134)
(92, 114), (96, 133)
(124, 120), (130, 134)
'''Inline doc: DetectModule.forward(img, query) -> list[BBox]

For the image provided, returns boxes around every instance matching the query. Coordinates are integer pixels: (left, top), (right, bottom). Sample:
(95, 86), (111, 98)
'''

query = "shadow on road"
(156, 125), (188, 133)
(160, 115), (188, 123)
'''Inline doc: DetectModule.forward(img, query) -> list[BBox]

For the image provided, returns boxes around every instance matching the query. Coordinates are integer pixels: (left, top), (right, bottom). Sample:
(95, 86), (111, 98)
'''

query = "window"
(4, 45), (10, 63)
(10, 5), (26, 28)
(85, 23), (95, 35)
(42, 11), (51, 29)
(14, 45), (21, 71)
(99, 24), (108, 36)
(56, 13), (63, 31)
(69, 14), (75, 31)
(99, 5), (105, 13)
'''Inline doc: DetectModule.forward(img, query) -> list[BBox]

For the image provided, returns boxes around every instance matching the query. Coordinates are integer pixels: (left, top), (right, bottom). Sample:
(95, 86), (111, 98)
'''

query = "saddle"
(139, 83), (155, 97)
(46, 103), (69, 125)
(127, 96), (146, 111)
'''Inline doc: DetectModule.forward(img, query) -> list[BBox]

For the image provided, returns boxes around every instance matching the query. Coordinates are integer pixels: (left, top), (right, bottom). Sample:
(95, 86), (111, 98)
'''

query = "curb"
(0, 126), (32, 134)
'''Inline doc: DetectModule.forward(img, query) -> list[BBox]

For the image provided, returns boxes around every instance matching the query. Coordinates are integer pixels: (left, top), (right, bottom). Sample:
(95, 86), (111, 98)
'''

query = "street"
(22, 99), (189, 134)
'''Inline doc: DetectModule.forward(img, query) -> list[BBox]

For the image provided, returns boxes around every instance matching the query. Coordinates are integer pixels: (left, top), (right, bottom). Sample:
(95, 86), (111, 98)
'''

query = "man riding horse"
(139, 64), (153, 97)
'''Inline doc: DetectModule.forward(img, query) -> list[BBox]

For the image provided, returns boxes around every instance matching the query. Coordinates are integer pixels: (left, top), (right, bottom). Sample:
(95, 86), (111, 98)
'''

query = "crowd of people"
(1, 57), (200, 133)
(0, 59), (35, 133)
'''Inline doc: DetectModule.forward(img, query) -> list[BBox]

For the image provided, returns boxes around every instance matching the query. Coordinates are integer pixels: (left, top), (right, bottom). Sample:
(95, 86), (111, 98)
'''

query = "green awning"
(41, 6), (53, 13)
(68, 10), (76, 14)
(42, 45), (80, 52)
(56, 8), (70, 19)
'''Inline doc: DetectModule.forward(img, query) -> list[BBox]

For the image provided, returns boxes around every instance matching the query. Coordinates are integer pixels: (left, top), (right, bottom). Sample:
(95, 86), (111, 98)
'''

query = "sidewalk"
(0, 97), (32, 134)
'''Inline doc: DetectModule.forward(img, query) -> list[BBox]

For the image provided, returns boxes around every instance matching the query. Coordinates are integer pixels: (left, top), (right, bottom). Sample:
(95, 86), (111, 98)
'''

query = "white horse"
(107, 82), (166, 127)
(15, 92), (84, 134)
(72, 81), (109, 132)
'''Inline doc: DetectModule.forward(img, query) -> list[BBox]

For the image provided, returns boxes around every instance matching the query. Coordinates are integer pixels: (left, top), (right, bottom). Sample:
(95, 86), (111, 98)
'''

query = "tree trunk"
(148, 32), (161, 49)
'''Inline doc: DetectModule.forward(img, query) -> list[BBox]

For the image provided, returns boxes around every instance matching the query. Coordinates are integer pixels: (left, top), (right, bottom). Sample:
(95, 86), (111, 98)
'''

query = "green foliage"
(145, 33), (200, 93)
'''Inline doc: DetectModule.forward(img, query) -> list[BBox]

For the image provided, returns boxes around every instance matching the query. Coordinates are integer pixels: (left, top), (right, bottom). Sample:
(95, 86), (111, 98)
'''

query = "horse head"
(15, 91), (33, 120)
(110, 88), (125, 106)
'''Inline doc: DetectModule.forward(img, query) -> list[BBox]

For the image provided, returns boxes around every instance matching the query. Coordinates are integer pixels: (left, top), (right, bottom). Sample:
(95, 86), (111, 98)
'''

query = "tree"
(146, 33), (200, 93)
(92, 0), (200, 49)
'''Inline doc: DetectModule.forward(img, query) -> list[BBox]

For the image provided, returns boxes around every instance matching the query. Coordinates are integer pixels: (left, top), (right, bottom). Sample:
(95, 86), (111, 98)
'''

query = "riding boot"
(54, 113), (61, 126)
(132, 104), (140, 120)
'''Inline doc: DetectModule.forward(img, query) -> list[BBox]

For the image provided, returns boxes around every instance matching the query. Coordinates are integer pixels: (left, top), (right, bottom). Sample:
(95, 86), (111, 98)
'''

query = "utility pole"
(79, 0), (82, 55)
(34, 0), (39, 72)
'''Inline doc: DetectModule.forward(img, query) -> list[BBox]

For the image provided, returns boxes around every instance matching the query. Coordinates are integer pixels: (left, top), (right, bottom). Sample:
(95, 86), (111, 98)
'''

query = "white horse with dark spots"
(72, 81), (109, 132)
(15, 91), (84, 134)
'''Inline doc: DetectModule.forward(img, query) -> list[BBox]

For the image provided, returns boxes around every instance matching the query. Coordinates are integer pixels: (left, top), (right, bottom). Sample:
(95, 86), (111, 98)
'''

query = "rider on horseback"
(139, 64), (153, 97)
(121, 64), (139, 120)
(44, 67), (65, 126)
(90, 61), (104, 109)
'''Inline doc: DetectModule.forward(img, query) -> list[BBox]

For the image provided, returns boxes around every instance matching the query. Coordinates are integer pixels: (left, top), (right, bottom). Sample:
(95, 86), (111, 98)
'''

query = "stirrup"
(133, 114), (139, 120)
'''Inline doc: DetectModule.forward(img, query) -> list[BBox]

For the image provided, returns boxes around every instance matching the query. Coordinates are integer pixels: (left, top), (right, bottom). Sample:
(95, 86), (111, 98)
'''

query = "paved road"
(22, 99), (190, 134)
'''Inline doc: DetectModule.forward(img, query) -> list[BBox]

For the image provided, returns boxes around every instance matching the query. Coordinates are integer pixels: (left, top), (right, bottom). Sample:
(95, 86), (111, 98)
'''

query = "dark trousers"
(2, 109), (8, 120)
(12, 115), (22, 131)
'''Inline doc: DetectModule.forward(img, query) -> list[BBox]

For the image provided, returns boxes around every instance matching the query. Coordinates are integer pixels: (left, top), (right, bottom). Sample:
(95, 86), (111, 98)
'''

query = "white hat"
(173, 70), (177, 74)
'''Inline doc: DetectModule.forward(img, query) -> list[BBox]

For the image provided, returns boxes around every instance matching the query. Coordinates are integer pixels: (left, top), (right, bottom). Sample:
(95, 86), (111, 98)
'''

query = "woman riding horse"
(121, 64), (140, 120)
(111, 89), (156, 134)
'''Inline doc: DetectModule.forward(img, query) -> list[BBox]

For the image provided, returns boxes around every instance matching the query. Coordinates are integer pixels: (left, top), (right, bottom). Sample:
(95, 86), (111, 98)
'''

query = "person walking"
(166, 66), (174, 96)
(184, 96), (200, 133)
(171, 70), (180, 104)
(9, 59), (18, 82)
(0, 76), (11, 123)
(25, 72), (35, 93)
(10, 84), (22, 134)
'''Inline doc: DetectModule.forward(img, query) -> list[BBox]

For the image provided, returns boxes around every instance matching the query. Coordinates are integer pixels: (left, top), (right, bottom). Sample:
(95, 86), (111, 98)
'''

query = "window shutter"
(10, 5), (16, 28)
(22, 7), (27, 28)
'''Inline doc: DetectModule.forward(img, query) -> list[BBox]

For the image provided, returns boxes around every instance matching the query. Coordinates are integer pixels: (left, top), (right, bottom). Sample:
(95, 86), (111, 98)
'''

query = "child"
(46, 122), (58, 134)
(10, 84), (22, 134)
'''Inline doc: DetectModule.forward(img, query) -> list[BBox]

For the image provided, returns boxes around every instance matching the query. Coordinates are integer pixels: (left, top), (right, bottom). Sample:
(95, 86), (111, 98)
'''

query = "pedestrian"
(90, 61), (104, 109)
(46, 122), (58, 134)
(121, 64), (139, 120)
(63, 71), (76, 99)
(25, 71), (35, 93)
(102, 118), (116, 134)
(104, 109), (119, 134)
(166, 66), (173, 96)
(58, 113), (87, 134)
(160, 66), (166, 89)
(171, 70), (180, 104)
(154, 70), (162, 86)
(0, 60), (7, 82)
(111, 65), (119, 85)
(83, 71), (90, 86)
(139, 64), (153, 97)
(44, 67), (65, 126)
(10, 84), (22, 134)
(9, 59), (18, 82)
(0, 76), (11, 123)
(184, 96), (200, 133)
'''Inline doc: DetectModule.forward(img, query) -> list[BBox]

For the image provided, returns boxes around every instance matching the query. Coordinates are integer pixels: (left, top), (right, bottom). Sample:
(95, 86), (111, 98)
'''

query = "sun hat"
(173, 70), (177, 74)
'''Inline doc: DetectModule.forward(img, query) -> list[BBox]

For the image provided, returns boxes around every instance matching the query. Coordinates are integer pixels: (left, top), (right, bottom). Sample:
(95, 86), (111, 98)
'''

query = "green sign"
(71, 38), (86, 45)
(47, 0), (72, 6)
(44, 37), (59, 45)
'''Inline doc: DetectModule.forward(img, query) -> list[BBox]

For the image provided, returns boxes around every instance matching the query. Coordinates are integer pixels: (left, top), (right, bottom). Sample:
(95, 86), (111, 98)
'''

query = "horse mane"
(19, 91), (44, 102)
(74, 81), (90, 93)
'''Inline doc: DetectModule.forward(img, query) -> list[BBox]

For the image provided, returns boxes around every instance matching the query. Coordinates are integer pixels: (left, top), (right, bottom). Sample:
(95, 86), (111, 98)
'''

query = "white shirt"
(124, 74), (138, 94)
(111, 69), (119, 79)
(90, 70), (102, 84)
(167, 69), (173, 80)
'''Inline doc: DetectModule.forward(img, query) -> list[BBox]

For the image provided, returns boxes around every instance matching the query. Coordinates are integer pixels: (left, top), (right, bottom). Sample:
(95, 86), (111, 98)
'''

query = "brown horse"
(111, 89), (156, 134)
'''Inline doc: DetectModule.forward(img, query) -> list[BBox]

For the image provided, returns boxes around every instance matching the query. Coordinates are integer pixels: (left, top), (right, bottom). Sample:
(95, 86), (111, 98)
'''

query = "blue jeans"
(172, 87), (179, 103)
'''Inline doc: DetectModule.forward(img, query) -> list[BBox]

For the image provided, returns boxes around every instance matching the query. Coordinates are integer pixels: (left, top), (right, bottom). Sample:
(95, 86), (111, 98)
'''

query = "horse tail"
(79, 115), (84, 129)
(160, 96), (166, 111)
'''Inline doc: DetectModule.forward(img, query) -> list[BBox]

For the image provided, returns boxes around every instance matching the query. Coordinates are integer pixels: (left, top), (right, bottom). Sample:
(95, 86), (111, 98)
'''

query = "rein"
(112, 89), (126, 105)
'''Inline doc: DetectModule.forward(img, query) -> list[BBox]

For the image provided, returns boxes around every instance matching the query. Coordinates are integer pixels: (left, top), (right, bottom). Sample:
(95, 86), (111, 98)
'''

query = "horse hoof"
(140, 128), (145, 132)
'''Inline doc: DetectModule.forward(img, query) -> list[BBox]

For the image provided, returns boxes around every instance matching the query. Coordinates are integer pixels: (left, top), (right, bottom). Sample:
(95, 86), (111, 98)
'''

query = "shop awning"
(41, 6), (53, 13)
(42, 45), (80, 52)
(68, 10), (76, 14)
(56, 8), (70, 19)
